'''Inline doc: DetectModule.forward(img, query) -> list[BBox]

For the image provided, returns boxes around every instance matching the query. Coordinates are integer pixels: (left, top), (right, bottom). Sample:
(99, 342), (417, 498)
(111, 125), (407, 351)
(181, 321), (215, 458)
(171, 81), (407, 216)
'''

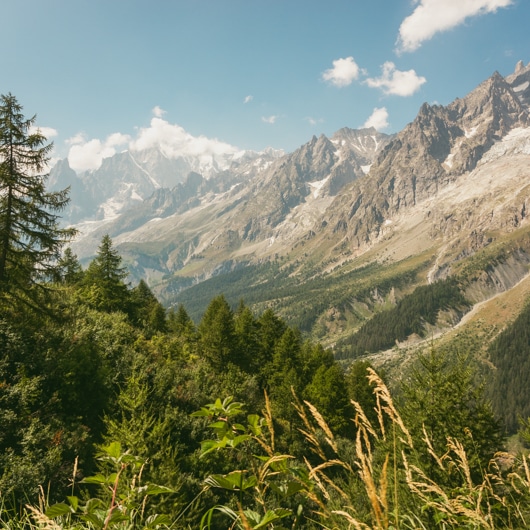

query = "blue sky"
(2, 0), (529, 172)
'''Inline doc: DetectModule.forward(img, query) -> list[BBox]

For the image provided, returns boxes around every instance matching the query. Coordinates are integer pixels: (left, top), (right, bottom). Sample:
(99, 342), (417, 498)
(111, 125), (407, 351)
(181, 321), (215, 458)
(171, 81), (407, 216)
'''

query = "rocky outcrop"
(325, 69), (530, 250)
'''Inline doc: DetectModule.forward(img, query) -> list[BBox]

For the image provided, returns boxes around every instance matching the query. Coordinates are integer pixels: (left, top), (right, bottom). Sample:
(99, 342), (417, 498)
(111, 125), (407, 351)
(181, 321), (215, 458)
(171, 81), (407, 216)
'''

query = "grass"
(5, 369), (530, 529)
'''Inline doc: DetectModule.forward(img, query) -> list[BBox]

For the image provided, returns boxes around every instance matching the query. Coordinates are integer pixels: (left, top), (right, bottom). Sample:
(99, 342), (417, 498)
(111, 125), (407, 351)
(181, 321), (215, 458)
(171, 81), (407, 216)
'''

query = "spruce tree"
(0, 93), (76, 306)
(82, 234), (130, 312)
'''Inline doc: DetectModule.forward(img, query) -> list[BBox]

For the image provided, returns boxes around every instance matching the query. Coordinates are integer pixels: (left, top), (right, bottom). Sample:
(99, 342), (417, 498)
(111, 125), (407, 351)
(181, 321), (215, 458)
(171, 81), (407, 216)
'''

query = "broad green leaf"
(108, 511), (129, 525)
(81, 513), (105, 528)
(67, 496), (79, 511)
(270, 481), (305, 497)
(100, 441), (122, 459)
(81, 473), (109, 485)
(228, 434), (251, 447)
(253, 509), (292, 529)
(205, 471), (257, 490)
(137, 484), (175, 496)
(83, 498), (104, 513)
(247, 414), (262, 435)
(145, 513), (172, 527)
(191, 407), (212, 417)
(45, 503), (72, 518)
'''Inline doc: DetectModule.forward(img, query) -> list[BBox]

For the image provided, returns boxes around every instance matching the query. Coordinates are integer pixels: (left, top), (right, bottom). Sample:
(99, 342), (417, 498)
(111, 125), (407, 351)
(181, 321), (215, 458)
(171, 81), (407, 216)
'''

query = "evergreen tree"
(197, 294), (238, 370)
(234, 301), (260, 372)
(167, 304), (195, 337)
(55, 247), (83, 285)
(0, 93), (76, 307)
(81, 234), (130, 312)
(399, 348), (501, 484)
(130, 279), (167, 336)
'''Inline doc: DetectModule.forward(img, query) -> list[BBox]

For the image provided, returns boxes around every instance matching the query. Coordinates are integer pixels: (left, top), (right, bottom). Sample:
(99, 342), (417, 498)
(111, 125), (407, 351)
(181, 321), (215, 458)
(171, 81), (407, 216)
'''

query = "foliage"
(81, 234), (130, 313)
(42, 442), (174, 530)
(398, 347), (502, 488)
(192, 371), (530, 529)
(487, 298), (530, 433)
(0, 93), (76, 310)
(336, 278), (470, 359)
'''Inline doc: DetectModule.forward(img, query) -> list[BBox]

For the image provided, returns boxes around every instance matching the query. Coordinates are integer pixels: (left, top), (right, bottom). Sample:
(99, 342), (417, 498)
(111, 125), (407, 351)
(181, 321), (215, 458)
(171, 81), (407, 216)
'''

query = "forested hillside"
(3, 94), (530, 529)
(488, 300), (530, 433)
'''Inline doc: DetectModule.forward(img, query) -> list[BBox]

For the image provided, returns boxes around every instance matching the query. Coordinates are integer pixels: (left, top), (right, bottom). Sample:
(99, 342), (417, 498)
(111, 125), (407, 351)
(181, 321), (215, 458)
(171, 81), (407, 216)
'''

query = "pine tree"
(81, 234), (130, 312)
(399, 348), (501, 484)
(167, 304), (195, 337)
(0, 93), (76, 307)
(197, 294), (238, 370)
(56, 247), (83, 285)
(130, 279), (167, 336)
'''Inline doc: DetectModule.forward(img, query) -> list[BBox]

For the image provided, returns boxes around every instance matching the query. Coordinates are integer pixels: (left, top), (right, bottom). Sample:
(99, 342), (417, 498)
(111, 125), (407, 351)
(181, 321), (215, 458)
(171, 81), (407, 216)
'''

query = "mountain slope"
(54, 62), (530, 356)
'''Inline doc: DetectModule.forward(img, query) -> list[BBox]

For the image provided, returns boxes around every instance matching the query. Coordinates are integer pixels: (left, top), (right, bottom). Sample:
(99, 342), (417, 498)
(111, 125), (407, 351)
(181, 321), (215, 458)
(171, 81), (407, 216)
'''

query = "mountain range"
(50, 60), (530, 364)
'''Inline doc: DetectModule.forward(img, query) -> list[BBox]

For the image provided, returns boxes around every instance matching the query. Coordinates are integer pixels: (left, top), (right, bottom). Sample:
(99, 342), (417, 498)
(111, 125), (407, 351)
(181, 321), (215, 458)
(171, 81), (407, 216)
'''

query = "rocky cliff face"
(323, 69), (530, 251)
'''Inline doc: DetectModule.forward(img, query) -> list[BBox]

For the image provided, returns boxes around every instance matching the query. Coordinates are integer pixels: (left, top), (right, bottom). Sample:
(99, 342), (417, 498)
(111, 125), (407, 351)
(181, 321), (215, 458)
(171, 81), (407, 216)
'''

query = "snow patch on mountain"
(309, 176), (331, 198)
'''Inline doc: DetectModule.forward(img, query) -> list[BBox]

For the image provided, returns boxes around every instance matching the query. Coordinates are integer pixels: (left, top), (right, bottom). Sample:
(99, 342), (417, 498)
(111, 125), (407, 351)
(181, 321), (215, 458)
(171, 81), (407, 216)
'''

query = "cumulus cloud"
(261, 115), (278, 124)
(29, 125), (58, 139)
(67, 132), (131, 173)
(397, 0), (513, 53)
(129, 117), (238, 159)
(244, 95), (253, 104)
(365, 62), (426, 96)
(66, 113), (239, 173)
(322, 56), (361, 87)
(362, 107), (389, 131)
(152, 105), (166, 118)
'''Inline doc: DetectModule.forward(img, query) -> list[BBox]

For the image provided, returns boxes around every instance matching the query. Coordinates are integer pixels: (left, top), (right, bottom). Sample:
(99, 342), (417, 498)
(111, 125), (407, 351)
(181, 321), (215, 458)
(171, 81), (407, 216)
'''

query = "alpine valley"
(51, 61), (530, 382)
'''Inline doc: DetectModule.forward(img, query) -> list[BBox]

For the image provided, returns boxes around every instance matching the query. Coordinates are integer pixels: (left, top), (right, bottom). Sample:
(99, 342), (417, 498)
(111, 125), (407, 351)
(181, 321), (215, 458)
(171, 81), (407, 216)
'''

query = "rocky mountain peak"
(324, 66), (530, 252)
(506, 60), (530, 111)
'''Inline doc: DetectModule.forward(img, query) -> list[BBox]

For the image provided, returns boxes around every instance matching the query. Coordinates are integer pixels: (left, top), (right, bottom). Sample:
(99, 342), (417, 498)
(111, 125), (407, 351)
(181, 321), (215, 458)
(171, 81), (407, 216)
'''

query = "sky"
(1, 0), (529, 173)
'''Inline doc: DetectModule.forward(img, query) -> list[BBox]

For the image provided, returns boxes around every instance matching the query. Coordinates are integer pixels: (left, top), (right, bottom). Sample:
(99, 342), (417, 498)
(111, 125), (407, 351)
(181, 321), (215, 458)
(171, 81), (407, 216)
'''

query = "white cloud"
(30, 125), (58, 139)
(66, 116), (239, 173)
(322, 56), (361, 87)
(362, 107), (389, 131)
(66, 133), (86, 146)
(397, 0), (513, 53)
(261, 115), (278, 124)
(67, 132), (130, 172)
(365, 62), (426, 96)
(244, 95), (253, 104)
(306, 117), (324, 126)
(129, 117), (238, 159)
(152, 106), (166, 118)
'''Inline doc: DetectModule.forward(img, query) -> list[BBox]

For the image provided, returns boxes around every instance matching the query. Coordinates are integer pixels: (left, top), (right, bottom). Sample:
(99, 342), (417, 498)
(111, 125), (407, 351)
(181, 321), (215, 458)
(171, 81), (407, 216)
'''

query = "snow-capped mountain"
(48, 142), (284, 226)
(51, 61), (530, 337)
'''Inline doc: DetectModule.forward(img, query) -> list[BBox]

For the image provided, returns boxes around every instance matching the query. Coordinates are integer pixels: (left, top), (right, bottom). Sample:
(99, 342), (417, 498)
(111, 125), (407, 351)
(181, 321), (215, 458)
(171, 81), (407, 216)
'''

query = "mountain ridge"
(51, 61), (530, 355)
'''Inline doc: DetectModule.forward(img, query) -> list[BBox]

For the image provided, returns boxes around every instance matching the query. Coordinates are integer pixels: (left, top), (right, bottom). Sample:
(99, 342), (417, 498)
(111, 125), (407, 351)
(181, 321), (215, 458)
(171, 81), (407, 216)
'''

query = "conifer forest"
(3, 94), (530, 530)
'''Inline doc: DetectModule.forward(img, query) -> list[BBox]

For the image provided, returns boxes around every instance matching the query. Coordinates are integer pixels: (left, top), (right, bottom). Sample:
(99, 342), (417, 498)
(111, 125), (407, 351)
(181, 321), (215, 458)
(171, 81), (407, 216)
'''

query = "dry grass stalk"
(351, 399), (378, 439)
(25, 505), (63, 530)
(422, 424), (446, 471)
(331, 509), (372, 529)
(367, 368), (413, 447)
(304, 399), (338, 454)
(354, 425), (390, 530)
(262, 390), (275, 455)
(307, 459), (353, 502)
(403, 441), (506, 530)
(257, 453), (294, 484)
(292, 394), (328, 461)
(303, 456), (331, 502)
